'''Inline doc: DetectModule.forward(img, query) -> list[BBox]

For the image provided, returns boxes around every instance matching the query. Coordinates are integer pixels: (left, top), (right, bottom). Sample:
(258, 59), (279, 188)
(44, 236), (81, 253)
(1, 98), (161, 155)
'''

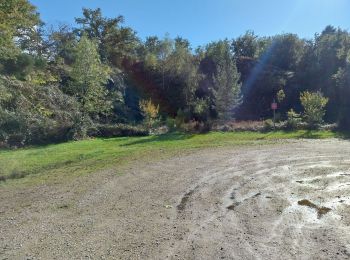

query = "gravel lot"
(1, 139), (350, 259)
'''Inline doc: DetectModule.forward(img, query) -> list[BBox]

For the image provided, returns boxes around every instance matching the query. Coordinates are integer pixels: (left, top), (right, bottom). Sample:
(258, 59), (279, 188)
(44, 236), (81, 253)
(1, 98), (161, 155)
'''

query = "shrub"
(286, 109), (302, 129)
(175, 109), (186, 128)
(0, 77), (81, 146)
(29, 123), (71, 144)
(263, 119), (275, 131)
(212, 120), (265, 132)
(319, 123), (337, 131)
(151, 125), (169, 135)
(68, 115), (92, 140)
(277, 89), (286, 103)
(262, 119), (287, 131)
(165, 117), (176, 131)
(0, 110), (28, 147)
(192, 98), (209, 122)
(88, 124), (148, 138)
(300, 91), (328, 128)
(7, 134), (26, 148)
(139, 99), (160, 130)
(180, 120), (210, 133)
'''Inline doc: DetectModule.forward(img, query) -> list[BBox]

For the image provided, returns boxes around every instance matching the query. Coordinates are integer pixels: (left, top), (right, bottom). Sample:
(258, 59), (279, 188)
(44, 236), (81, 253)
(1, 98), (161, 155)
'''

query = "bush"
(263, 119), (275, 131)
(175, 109), (186, 128)
(180, 120), (211, 133)
(263, 119), (288, 131)
(0, 110), (28, 147)
(88, 124), (148, 138)
(151, 125), (169, 135)
(165, 117), (176, 131)
(192, 98), (209, 122)
(300, 91), (328, 128)
(319, 123), (337, 131)
(286, 109), (302, 129)
(6, 134), (26, 148)
(0, 76), (81, 146)
(139, 99), (160, 130)
(212, 120), (265, 132)
(67, 115), (93, 140)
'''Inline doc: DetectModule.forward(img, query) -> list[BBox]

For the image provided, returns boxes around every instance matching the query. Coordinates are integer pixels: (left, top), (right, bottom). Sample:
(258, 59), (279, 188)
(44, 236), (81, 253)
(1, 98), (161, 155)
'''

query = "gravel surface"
(1, 139), (350, 259)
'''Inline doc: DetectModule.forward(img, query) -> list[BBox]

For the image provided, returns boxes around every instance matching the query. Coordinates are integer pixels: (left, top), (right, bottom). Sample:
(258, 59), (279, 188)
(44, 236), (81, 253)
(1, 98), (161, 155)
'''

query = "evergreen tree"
(205, 40), (241, 120)
(213, 57), (241, 120)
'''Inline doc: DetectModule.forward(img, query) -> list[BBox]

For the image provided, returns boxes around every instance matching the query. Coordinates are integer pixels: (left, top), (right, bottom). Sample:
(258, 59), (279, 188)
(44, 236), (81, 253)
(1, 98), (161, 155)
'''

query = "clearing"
(1, 132), (350, 259)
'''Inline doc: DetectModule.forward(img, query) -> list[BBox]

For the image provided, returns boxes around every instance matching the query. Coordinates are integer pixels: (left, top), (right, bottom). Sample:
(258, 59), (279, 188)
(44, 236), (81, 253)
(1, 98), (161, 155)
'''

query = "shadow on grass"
(284, 129), (350, 139)
(0, 158), (78, 182)
(256, 131), (275, 140)
(257, 130), (337, 140)
(334, 131), (350, 140)
(298, 130), (329, 139)
(120, 132), (194, 146)
(298, 130), (350, 140)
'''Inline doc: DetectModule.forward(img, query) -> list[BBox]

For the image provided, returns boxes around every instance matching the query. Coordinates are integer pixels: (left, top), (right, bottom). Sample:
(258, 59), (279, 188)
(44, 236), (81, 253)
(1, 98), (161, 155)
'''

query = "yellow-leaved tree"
(139, 99), (159, 130)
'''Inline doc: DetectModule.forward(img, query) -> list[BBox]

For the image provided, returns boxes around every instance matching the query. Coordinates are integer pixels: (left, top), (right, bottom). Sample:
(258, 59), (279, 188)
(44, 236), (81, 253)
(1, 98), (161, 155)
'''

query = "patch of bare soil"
(297, 199), (332, 219)
(1, 139), (350, 259)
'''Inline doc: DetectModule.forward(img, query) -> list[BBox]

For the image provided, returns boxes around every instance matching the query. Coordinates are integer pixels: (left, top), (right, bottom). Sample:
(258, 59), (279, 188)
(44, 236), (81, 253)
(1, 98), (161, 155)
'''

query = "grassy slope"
(0, 130), (337, 186)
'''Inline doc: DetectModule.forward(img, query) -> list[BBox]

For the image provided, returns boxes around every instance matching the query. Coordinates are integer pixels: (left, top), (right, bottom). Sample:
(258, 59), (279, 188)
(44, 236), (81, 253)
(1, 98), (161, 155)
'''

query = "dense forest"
(1, 0), (350, 147)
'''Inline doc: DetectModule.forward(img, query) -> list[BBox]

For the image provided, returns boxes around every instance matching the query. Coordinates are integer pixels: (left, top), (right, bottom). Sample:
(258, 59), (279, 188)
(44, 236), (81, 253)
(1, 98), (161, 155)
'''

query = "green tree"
(232, 31), (263, 59)
(142, 35), (174, 87)
(310, 26), (350, 121)
(167, 37), (199, 112)
(213, 62), (241, 120)
(157, 35), (173, 90)
(333, 50), (350, 129)
(209, 40), (241, 120)
(267, 34), (305, 71)
(300, 91), (329, 127)
(70, 35), (111, 120)
(0, 0), (40, 59)
(47, 24), (77, 63)
(75, 8), (139, 66)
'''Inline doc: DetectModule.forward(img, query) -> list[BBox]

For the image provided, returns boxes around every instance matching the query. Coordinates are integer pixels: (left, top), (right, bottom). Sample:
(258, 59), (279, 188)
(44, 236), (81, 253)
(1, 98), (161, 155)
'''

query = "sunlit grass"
(0, 130), (337, 186)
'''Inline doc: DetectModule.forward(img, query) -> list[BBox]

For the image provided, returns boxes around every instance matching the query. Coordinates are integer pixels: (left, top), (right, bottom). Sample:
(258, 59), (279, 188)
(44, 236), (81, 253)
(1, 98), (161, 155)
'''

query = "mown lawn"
(0, 130), (338, 185)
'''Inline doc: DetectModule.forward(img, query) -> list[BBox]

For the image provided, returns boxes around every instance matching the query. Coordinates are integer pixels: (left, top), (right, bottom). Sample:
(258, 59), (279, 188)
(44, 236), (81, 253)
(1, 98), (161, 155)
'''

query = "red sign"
(271, 103), (278, 110)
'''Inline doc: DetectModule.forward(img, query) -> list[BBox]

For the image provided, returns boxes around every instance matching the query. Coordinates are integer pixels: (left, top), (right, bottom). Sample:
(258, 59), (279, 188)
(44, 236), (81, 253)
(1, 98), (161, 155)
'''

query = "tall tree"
(232, 31), (262, 59)
(70, 35), (111, 119)
(213, 57), (241, 120)
(166, 36), (199, 113)
(334, 50), (350, 128)
(205, 40), (241, 120)
(158, 35), (174, 90)
(314, 26), (350, 121)
(75, 8), (139, 67)
(0, 0), (40, 59)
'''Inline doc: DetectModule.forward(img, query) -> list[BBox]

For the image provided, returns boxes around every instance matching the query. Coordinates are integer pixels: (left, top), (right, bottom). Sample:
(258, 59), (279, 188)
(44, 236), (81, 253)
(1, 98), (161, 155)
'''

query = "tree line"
(1, 0), (350, 146)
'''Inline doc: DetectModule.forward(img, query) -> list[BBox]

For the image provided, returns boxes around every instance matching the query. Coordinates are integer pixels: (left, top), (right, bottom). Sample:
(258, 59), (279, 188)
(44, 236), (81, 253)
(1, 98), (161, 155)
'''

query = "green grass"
(0, 130), (338, 186)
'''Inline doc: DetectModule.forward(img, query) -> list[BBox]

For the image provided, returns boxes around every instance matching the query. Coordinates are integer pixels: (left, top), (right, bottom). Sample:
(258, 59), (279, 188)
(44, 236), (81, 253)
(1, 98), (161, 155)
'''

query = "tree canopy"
(1, 1), (350, 146)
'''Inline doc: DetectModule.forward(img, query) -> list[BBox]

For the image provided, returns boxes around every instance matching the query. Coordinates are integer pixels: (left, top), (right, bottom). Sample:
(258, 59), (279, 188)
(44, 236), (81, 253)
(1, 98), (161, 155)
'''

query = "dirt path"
(1, 139), (350, 259)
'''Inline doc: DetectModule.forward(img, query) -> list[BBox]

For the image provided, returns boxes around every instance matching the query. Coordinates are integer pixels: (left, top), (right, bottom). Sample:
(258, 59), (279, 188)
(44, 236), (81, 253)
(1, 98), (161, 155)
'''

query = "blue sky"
(30, 0), (350, 48)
